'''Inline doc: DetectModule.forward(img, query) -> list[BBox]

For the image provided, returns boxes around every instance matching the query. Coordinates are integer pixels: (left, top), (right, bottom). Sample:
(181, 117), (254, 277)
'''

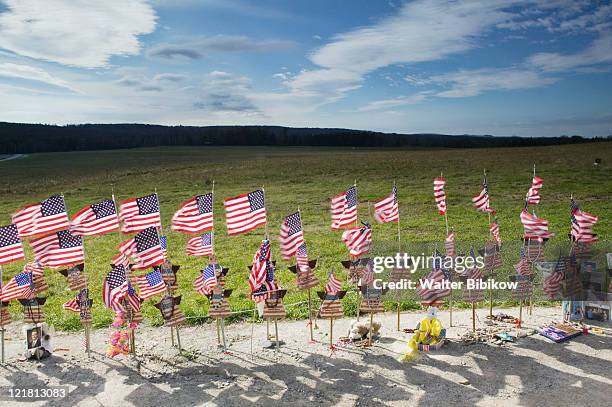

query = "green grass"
(0, 144), (611, 330)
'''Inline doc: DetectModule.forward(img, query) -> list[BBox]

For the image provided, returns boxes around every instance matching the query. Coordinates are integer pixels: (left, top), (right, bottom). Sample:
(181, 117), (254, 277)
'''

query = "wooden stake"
(308, 289), (314, 341)
(472, 302), (476, 332)
(86, 323), (92, 358)
(216, 318), (221, 345)
(1, 327), (4, 364)
(329, 318), (334, 348)
(220, 318), (227, 351)
(274, 320), (280, 351)
(396, 303), (401, 331)
(368, 313), (373, 346)
(171, 326), (175, 346)
(266, 318), (270, 340)
(175, 326), (182, 352)
(519, 300), (523, 328)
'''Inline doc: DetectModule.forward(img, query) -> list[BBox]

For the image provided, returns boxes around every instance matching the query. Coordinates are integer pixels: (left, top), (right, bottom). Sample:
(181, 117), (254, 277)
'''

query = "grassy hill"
(1, 143), (611, 330)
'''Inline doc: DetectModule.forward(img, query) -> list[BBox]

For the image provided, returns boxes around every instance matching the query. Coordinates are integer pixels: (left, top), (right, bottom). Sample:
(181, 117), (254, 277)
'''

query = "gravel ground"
(0, 306), (610, 407)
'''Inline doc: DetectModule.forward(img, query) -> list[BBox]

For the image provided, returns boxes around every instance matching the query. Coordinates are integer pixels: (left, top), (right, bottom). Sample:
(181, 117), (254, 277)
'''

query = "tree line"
(0, 122), (607, 154)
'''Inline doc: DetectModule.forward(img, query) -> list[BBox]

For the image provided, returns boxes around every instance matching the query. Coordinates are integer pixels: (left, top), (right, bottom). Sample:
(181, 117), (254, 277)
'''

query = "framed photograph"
(581, 261), (596, 274)
(26, 326), (43, 350)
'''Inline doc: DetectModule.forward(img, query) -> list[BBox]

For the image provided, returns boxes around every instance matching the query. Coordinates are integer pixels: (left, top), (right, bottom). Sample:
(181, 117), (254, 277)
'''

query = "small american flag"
(331, 186), (357, 230)
(194, 263), (217, 295)
(472, 176), (494, 213)
(134, 270), (167, 299)
(102, 264), (129, 311)
(172, 193), (213, 233)
(118, 193), (161, 233)
(0, 272), (34, 301)
(445, 231), (456, 257)
(224, 190), (266, 236)
(520, 209), (553, 240)
(525, 176), (543, 205)
(490, 220), (501, 244)
(543, 257), (565, 299)
(30, 230), (85, 268)
(514, 247), (531, 276)
(416, 266), (451, 306)
(0, 224), (25, 265)
(433, 177), (447, 215)
(186, 233), (214, 257)
(325, 271), (342, 294)
(249, 239), (270, 294)
(126, 282), (141, 312)
(118, 227), (166, 270)
(63, 295), (81, 312)
(296, 243), (310, 272)
(341, 223), (372, 257)
(70, 199), (119, 236)
(570, 199), (598, 242)
(374, 185), (399, 224)
(279, 211), (305, 259)
(12, 195), (70, 238)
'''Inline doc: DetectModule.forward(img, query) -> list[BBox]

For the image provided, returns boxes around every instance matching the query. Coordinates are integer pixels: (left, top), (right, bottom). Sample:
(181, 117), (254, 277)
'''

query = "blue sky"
(0, 0), (611, 137)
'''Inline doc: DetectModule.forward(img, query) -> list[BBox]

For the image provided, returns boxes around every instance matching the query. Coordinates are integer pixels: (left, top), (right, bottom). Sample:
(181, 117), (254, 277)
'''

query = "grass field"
(1, 143), (611, 330)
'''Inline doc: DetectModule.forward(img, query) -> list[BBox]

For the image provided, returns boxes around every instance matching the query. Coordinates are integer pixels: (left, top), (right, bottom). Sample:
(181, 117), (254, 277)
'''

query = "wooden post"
(329, 318), (334, 348)
(274, 320), (280, 350)
(489, 289), (493, 317)
(368, 313), (374, 346)
(472, 302), (476, 332)
(266, 318), (270, 340)
(519, 300), (523, 328)
(86, 323), (92, 358)
(216, 318), (221, 345)
(308, 289), (314, 341)
(442, 172), (453, 327)
(175, 326), (182, 352)
(220, 318), (227, 351)
(397, 303), (401, 331)
(171, 326), (175, 346)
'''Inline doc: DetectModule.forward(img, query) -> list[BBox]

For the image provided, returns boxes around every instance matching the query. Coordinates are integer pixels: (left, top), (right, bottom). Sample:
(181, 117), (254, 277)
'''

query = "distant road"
(0, 153), (27, 161)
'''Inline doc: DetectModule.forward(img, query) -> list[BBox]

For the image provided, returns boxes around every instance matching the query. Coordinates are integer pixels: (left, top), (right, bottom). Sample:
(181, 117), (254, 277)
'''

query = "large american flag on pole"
(525, 176), (543, 205)
(0, 224), (25, 265)
(570, 199), (598, 242)
(279, 211), (305, 259)
(331, 185), (357, 230)
(520, 209), (553, 240)
(12, 195), (70, 238)
(373, 185), (399, 224)
(30, 230), (85, 268)
(171, 193), (213, 233)
(134, 270), (167, 299)
(194, 263), (217, 295)
(341, 223), (372, 257)
(224, 190), (267, 236)
(118, 193), (161, 233)
(70, 199), (119, 236)
(118, 227), (166, 270)
(472, 176), (494, 213)
(186, 233), (214, 257)
(102, 264), (129, 311)
(433, 178), (447, 215)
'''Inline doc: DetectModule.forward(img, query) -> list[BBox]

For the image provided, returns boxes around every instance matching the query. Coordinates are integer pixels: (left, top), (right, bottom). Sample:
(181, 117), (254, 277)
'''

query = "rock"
(458, 378), (470, 385)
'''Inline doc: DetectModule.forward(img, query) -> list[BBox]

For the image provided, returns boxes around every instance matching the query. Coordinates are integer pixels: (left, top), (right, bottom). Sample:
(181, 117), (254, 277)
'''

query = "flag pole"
(0, 264), (4, 364)
(112, 186), (137, 357)
(395, 180), (402, 331)
(299, 206), (315, 342)
(484, 169), (494, 317)
(529, 166), (535, 316)
(442, 172), (453, 327)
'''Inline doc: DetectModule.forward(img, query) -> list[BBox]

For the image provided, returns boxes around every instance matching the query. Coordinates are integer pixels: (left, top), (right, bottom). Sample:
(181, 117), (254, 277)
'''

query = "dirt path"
(0, 306), (610, 406)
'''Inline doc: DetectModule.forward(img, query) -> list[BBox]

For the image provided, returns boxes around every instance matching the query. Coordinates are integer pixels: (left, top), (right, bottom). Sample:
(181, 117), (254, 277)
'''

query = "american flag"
(570, 199), (598, 242)
(186, 233), (214, 257)
(341, 223), (372, 257)
(30, 230), (85, 268)
(249, 239), (270, 294)
(520, 209), (553, 240)
(118, 227), (166, 270)
(102, 264), (129, 311)
(0, 224), (25, 265)
(472, 176), (494, 213)
(374, 185), (399, 224)
(279, 212), (305, 259)
(126, 282), (141, 312)
(70, 199), (119, 236)
(325, 271), (342, 294)
(433, 178), (447, 215)
(171, 193), (214, 233)
(331, 186), (357, 230)
(134, 270), (167, 299)
(0, 272), (34, 301)
(63, 294), (81, 312)
(525, 176), (543, 205)
(251, 274), (278, 303)
(464, 248), (485, 302)
(416, 254), (451, 306)
(224, 190), (267, 236)
(514, 247), (531, 276)
(118, 193), (161, 233)
(543, 258), (565, 299)
(445, 231), (456, 257)
(490, 220), (501, 244)
(12, 195), (70, 238)
(112, 250), (130, 269)
(194, 263), (217, 295)
(296, 243), (310, 272)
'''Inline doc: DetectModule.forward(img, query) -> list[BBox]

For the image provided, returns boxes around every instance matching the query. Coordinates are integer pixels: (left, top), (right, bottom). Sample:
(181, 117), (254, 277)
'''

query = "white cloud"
(358, 92), (432, 112)
(154, 73), (190, 82)
(528, 31), (612, 72)
(0, 62), (77, 92)
(0, 0), (156, 68)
